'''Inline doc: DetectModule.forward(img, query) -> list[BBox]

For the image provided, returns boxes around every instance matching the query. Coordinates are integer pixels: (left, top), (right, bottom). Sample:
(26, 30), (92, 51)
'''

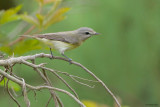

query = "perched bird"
(22, 27), (99, 62)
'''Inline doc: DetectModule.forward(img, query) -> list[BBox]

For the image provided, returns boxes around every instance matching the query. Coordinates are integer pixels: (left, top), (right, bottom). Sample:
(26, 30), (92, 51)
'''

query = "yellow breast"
(38, 38), (79, 53)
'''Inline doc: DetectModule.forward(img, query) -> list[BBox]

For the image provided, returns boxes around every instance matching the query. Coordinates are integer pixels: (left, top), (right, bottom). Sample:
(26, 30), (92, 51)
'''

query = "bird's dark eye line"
(85, 32), (90, 35)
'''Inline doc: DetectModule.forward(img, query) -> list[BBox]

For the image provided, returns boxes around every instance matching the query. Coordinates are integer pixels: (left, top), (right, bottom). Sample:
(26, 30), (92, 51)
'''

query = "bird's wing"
(34, 32), (79, 44)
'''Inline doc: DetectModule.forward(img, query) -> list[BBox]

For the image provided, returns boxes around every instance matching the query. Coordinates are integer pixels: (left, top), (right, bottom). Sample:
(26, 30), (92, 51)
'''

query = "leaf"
(0, 78), (21, 91)
(82, 100), (110, 107)
(0, 46), (12, 55)
(0, 10), (4, 17)
(13, 39), (43, 55)
(0, 5), (22, 25)
(82, 100), (97, 107)
(0, 39), (44, 55)
(36, 13), (44, 27)
(44, 7), (70, 28)
(20, 14), (39, 27)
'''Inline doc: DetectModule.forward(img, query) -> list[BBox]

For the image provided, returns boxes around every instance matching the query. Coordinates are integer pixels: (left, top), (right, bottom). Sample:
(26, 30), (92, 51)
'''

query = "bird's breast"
(36, 38), (79, 53)
(51, 41), (78, 53)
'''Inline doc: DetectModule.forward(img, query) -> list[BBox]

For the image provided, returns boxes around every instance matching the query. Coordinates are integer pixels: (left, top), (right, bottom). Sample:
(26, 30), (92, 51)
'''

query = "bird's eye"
(85, 32), (90, 35)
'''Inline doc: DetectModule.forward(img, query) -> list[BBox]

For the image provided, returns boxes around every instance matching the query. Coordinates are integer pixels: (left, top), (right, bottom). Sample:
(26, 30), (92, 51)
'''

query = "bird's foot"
(50, 54), (54, 59)
(68, 58), (72, 64)
(49, 48), (54, 59)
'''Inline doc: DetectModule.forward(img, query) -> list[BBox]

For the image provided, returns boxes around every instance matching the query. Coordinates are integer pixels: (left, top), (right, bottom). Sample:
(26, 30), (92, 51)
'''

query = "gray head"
(74, 27), (99, 41)
(76, 27), (99, 35)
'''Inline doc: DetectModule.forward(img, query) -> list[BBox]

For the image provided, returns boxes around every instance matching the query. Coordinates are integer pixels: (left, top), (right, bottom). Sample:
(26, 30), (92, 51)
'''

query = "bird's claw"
(68, 58), (72, 64)
(50, 55), (54, 59)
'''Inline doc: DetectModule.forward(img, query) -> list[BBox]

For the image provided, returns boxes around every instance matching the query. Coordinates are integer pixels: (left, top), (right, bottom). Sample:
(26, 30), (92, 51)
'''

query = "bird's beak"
(94, 32), (100, 35)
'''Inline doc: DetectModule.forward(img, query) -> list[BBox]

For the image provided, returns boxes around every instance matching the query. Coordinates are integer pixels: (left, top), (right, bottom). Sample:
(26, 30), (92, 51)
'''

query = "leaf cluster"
(0, 0), (70, 55)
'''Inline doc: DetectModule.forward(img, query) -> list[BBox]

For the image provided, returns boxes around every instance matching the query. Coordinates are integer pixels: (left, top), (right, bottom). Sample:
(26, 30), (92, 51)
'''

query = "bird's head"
(75, 27), (100, 40)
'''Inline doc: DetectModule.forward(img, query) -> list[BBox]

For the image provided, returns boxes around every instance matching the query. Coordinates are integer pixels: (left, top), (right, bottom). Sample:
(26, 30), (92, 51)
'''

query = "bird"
(22, 27), (99, 62)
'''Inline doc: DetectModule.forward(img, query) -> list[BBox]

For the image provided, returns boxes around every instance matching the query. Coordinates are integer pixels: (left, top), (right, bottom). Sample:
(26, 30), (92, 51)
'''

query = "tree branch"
(0, 53), (121, 107)
(0, 69), (86, 107)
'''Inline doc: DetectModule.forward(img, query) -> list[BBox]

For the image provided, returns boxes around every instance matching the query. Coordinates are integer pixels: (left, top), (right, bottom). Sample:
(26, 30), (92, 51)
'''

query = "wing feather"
(34, 32), (79, 44)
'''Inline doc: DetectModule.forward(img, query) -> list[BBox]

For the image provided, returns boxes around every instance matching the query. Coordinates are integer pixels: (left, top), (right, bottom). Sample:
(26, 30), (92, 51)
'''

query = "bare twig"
(70, 76), (95, 88)
(0, 69), (86, 107)
(6, 79), (21, 107)
(46, 96), (52, 107)
(70, 75), (99, 83)
(0, 75), (4, 82)
(41, 69), (64, 107)
(48, 69), (79, 99)
(0, 53), (121, 107)
(33, 90), (37, 101)
(71, 61), (121, 107)
(22, 78), (30, 107)
(11, 86), (18, 97)
(30, 60), (60, 107)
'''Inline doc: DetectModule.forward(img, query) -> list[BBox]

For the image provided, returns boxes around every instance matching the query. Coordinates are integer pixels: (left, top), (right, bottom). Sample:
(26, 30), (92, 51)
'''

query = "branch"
(0, 53), (121, 107)
(0, 69), (86, 107)
(6, 79), (21, 107)
(30, 60), (60, 107)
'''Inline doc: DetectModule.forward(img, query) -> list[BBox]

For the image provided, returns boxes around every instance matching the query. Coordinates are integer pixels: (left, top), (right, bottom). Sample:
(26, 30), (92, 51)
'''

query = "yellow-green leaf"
(0, 78), (21, 91)
(0, 39), (44, 55)
(0, 5), (22, 24)
(44, 7), (70, 28)
(13, 39), (43, 55)
(82, 100), (110, 107)
(21, 14), (39, 27)
(82, 100), (97, 107)
(36, 13), (44, 27)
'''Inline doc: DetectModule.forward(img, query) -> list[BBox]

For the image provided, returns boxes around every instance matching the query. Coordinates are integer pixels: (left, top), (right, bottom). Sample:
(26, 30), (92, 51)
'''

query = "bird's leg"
(61, 52), (72, 64)
(49, 48), (54, 59)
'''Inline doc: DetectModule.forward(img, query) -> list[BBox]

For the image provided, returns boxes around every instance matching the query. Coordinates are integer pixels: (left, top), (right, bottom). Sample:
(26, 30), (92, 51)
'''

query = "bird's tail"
(20, 35), (37, 39)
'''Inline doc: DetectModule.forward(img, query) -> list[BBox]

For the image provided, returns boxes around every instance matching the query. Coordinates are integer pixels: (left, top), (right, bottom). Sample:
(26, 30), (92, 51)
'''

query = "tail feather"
(20, 35), (36, 38)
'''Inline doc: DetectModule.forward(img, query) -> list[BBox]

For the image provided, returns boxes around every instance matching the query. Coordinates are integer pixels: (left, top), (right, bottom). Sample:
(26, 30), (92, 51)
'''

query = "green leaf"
(44, 7), (70, 28)
(0, 5), (22, 25)
(0, 78), (21, 91)
(36, 13), (44, 28)
(0, 10), (4, 17)
(14, 39), (42, 55)
(20, 14), (39, 27)
(0, 46), (12, 55)
(0, 39), (43, 55)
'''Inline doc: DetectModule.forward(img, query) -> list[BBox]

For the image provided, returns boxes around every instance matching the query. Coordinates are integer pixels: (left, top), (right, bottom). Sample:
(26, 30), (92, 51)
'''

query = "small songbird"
(22, 27), (99, 62)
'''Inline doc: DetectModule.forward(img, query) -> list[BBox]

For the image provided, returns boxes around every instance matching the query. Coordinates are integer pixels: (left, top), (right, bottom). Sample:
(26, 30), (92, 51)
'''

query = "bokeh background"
(0, 0), (160, 107)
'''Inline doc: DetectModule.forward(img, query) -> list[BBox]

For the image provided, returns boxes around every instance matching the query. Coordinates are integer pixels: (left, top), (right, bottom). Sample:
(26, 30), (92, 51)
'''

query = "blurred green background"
(0, 0), (160, 107)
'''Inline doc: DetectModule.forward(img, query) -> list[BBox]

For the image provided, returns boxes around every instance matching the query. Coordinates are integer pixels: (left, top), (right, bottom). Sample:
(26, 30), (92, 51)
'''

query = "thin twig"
(43, 67), (95, 88)
(46, 96), (52, 107)
(70, 75), (99, 83)
(42, 69), (64, 107)
(22, 78), (30, 107)
(42, 68), (79, 99)
(6, 79), (21, 107)
(0, 69), (86, 107)
(33, 90), (37, 101)
(0, 53), (121, 107)
(70, 76), (95, 88)
(0, 67), (8, 82)
(70, 62), (121, 107)
(11, 86), (18, 97)
(24, 59), (84, 106)
(30, 60), (60, 107)
(0, 75), (4, 82)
